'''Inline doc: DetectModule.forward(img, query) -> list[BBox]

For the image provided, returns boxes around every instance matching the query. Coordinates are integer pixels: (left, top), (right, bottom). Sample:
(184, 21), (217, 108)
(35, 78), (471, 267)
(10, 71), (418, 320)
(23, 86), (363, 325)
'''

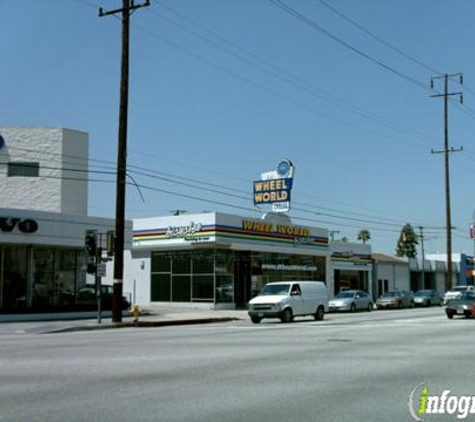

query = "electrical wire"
(149, 0), (436, 147)
(268, 0), (429, 92)
(315, 0), (442, 76)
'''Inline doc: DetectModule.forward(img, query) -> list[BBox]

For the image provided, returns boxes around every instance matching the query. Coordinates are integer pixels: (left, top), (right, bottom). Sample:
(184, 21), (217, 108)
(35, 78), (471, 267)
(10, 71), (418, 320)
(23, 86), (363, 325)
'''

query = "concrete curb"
(43, 317), (242, 334)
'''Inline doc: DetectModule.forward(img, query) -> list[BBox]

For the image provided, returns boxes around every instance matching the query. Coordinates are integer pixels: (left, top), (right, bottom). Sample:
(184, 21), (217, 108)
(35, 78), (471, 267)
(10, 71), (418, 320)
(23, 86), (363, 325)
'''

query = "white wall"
(375, 262), (411, 293)
(0, 127), (88, 216)
(61, 128), (88, 215)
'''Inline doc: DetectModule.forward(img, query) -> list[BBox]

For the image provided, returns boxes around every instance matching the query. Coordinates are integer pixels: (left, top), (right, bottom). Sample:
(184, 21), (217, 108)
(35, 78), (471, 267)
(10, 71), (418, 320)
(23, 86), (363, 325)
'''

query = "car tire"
(397, 301), (403, 309)
(314, 306), (324, 321)
(350, 303), (356, 313)
(446, 312), (454, 319)
(281, 308), (293, 323)
(251, 316), (262, 324)
(426, 300), (431, 307)
(367, 302), (373, 312)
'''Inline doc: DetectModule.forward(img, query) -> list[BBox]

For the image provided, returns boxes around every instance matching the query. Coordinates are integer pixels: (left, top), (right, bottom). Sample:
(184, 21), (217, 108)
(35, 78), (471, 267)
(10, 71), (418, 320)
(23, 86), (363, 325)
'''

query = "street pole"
(418, 226), (425, 290)
(99, 0), (150, 323)
(95, 242), (102, 325)
(430, 73), (463, 291)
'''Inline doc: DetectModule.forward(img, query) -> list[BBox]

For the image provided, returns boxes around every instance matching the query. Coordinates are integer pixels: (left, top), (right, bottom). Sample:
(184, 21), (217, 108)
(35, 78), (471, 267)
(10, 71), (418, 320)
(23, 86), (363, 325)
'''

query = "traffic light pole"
(95, 237), (103, 325)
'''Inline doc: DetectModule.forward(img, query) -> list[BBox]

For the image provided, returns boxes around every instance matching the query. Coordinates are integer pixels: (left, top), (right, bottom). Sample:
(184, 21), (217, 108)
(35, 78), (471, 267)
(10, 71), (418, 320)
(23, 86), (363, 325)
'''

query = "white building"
(0, 126), (88, 215)
(0, 126), (130, 312)
(123, 212), (372, 309)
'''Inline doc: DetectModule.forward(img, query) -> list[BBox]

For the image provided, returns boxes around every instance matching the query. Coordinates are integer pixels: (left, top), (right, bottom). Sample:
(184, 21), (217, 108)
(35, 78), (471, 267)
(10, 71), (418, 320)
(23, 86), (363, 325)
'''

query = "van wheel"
(251, 316), (262, 324)
(314, 306), (324, 321)
(281, 308), (293, 323)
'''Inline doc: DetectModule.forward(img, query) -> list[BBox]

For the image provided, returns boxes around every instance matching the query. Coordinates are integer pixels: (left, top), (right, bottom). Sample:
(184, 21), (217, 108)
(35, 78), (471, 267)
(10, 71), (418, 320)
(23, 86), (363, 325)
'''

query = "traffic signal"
(106, 230), (115, 257)
(85, 230), (98, 258)
(86, 262), (96, 275)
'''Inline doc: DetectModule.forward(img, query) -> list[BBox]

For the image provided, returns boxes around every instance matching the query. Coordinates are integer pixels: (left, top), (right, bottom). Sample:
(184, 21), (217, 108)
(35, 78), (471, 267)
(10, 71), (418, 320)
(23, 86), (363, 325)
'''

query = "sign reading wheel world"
(253, 159), (294, 213)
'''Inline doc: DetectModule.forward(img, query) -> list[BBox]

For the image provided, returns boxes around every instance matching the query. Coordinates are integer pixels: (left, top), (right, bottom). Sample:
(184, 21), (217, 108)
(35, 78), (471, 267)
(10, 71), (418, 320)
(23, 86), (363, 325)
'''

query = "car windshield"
(415, 291), (431, 297)
(259, 284), (290, 296)
(453, 287), (468, 292)
(381, 291), (399, 298)
(335, 292), (355, 299)
(460, 292), (475, 300)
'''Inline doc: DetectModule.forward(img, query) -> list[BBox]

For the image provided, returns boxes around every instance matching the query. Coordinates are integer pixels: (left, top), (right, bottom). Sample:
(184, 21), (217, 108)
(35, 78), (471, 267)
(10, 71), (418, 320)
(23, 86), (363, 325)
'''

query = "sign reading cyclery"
(165, 221), (202, 238)
(0, 217), (38, 234)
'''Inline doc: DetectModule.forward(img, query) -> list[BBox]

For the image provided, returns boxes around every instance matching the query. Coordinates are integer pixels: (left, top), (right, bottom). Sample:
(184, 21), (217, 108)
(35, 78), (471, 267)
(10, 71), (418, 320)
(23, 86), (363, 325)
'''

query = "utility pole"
(418, 226), (425, 290)
(99, 0), (150, 323)
(430, 73), (463, 291)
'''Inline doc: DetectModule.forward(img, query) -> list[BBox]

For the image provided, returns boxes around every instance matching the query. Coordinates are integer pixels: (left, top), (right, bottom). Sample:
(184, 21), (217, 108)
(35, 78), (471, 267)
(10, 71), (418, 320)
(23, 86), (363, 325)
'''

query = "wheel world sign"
(253, 159), (294, 213)
(253, 178), (293, 204)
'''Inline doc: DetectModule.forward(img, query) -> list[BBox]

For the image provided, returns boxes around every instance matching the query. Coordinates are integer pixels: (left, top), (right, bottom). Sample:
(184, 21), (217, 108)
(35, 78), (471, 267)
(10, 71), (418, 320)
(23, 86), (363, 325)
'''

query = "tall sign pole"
(430, 73), (463, 291)
(99, 0), (150, 323)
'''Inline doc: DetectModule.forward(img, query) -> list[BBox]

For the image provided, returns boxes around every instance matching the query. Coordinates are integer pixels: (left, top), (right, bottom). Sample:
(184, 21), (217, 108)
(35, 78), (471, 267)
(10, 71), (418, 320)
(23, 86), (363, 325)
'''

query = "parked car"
(445, 291), (475, 319)
(77, 285), (130, 310)
(443, 286), (475, 305)
(248, 281), (329, 324)
(329, 290), (373, 312)
(413, 289), (443, 307)
(376, 290), (414, 309)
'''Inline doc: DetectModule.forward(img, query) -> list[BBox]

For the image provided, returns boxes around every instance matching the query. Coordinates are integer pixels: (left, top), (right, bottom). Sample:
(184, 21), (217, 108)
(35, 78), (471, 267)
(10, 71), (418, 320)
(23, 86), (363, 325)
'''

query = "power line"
(268, 0), (429, 92)
(316, 0), (441, 76)
(2, 148), (448, 231)
(150, 1), (435, 147)
(3, 145), (451, 231)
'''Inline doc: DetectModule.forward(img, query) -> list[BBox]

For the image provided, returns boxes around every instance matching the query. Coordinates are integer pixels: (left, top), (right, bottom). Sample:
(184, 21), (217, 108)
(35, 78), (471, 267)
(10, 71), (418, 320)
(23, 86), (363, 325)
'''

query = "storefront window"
(55, 250), (77, 307)
(172, 257), (191, 275)
(151, 273), (170, 302)
(192, 275), (213, 301)
(152, 254), (170, 273)
(1, 246), (28, 311)
(172, 275), (191, 301)
(33, 248), (55, 308)
(251, 252), (326, 297)
(215, 251), (234, 303)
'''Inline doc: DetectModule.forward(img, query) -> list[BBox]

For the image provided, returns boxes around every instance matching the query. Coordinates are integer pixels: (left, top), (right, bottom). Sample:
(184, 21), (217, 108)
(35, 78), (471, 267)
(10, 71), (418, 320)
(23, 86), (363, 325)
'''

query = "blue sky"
(2, 0), (475, 256)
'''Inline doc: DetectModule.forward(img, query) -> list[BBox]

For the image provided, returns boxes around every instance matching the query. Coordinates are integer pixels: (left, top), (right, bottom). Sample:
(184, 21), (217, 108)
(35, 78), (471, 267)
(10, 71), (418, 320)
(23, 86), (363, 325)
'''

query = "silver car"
(413, 289), (443, 307)
(376, 290), (414, 309)
(329, 290), (373, 312)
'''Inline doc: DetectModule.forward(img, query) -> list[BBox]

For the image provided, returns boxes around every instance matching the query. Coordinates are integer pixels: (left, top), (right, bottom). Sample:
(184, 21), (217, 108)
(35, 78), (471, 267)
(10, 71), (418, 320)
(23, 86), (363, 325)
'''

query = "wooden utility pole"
(99, 0), (150, 323)
(430, 73), (463, 291)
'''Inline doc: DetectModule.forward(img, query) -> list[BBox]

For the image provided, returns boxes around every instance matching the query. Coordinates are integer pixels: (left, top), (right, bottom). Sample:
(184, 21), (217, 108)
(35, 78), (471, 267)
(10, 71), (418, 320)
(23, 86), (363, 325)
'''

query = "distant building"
(371, 252), (472, 299)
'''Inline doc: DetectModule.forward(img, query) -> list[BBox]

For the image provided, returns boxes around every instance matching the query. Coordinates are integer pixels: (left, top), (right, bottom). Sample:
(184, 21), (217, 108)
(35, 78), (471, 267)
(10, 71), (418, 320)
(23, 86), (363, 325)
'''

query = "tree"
(396, 223), (419, 258)
(357, 229), (371, 244)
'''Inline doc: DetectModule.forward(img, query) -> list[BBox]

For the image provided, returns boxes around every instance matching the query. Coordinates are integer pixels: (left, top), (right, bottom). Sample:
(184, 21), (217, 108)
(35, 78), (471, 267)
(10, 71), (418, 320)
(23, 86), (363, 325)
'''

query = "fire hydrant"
(131, 304), (140, 324)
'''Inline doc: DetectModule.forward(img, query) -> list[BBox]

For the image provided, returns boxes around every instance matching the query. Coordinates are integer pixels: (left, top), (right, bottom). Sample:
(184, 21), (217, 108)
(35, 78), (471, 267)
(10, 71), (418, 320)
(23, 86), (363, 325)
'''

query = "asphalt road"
(0, 307), (474, 422)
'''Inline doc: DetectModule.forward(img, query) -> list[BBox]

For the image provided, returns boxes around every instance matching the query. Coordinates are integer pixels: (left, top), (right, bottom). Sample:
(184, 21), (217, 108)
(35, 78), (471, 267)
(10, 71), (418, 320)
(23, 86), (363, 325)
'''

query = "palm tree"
(357, 229), (371, 244)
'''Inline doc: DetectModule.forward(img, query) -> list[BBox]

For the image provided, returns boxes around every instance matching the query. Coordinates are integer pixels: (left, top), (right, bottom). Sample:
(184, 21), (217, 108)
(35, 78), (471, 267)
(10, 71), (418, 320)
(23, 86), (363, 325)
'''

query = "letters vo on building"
(0, 217), (38, 234)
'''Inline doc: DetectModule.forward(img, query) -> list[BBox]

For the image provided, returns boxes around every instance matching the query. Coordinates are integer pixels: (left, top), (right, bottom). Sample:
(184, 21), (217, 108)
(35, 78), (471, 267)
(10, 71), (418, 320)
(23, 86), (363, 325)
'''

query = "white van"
(247, 281), (329, 324)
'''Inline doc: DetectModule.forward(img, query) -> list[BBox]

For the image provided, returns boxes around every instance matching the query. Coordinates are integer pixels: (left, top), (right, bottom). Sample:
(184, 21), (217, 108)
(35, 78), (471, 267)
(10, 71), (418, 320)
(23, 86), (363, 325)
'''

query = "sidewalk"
(0, 306), (248, 334)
